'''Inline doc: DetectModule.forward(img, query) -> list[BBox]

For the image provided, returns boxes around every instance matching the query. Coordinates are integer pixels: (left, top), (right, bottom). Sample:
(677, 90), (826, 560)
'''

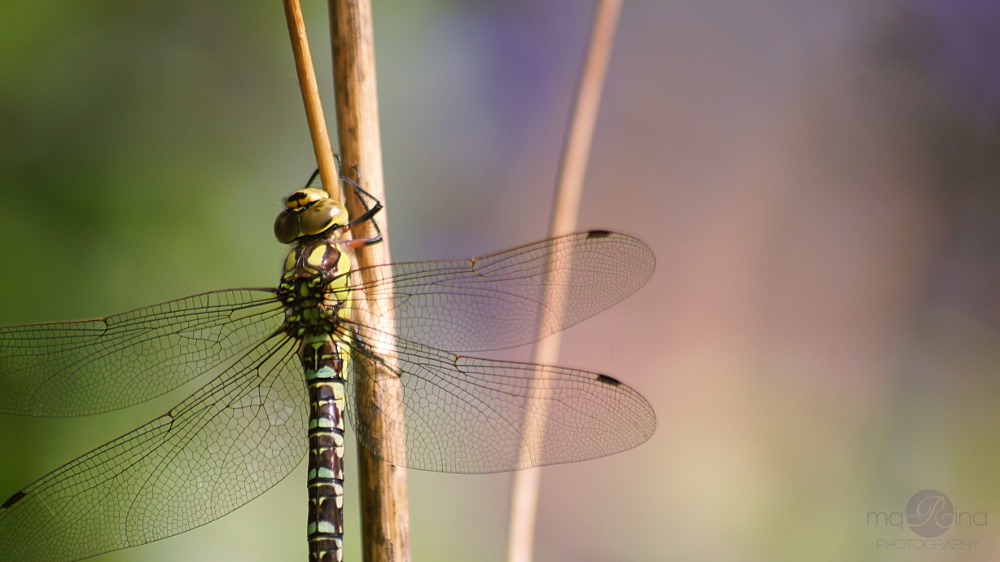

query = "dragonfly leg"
(333, 157), (384, 247)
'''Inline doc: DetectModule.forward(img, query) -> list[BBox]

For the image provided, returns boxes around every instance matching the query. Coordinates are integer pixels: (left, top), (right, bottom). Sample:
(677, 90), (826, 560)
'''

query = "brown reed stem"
(328, 1), (411, 561)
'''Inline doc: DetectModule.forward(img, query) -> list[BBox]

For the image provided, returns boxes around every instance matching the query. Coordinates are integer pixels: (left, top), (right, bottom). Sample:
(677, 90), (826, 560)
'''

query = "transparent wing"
(0, 289), (284, 417)
(0, 333), (305, 562)
(346, 231), (655, 353)
(347, 336), (655, 474)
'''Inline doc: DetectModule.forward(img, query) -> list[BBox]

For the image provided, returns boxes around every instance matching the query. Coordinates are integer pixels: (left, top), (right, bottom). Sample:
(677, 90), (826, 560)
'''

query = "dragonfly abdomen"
(304, 336), (350, 562)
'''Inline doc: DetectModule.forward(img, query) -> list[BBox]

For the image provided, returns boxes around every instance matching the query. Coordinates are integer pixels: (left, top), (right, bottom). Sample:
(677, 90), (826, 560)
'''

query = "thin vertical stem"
(283, 0), (341, 203)
(548, 0), (623, 238)
(506, 1), (623, 561)
(328, 1), (411, 562)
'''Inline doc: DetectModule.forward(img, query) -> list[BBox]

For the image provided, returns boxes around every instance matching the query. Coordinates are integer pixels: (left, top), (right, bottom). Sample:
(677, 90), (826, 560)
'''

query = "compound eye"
(300, 198), (348, 235)
(274, 209), (301, 243)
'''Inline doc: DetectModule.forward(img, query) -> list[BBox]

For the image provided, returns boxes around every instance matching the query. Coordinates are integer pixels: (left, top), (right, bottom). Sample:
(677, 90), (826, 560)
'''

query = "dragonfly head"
(274, 187), (350, 243)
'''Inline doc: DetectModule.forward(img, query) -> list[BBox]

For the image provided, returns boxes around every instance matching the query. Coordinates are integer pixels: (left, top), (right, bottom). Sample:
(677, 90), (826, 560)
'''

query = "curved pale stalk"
(506, 1), (624, 562)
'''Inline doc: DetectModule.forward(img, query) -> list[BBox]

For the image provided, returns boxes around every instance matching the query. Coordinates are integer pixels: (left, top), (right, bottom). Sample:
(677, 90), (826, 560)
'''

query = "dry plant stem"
(506, 1), (623, 562)
(283, 0), (341, 202)
(329, 1), (411, 562)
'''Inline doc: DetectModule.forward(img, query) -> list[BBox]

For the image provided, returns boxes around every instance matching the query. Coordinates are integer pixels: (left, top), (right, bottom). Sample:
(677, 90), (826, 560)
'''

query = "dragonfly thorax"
(278, 239), (353, 339)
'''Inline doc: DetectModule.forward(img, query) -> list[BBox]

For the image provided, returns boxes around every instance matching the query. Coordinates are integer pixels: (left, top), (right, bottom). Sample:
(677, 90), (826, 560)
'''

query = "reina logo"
(868, 489), (987, 547)
(905, 489), (961, 538)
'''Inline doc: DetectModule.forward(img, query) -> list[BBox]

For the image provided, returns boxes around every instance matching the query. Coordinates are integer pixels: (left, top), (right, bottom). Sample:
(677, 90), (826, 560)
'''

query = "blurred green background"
(2, 0), (1000, 560)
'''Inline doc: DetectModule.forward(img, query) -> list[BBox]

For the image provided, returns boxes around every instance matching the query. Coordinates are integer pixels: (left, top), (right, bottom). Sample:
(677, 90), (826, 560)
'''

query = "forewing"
(0, 289), (284, 416)
(0, 334), (306, 562)
(346, 336), (655, 474)
(346, 231), (654, 353)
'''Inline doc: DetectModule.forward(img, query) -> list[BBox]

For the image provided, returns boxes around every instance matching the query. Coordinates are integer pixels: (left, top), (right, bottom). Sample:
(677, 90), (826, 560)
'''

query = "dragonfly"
(0, 170), (656, 562)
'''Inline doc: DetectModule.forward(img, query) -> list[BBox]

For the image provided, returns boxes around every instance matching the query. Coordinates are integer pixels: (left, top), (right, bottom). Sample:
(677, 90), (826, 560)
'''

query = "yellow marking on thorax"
(306, 246), (328, 268)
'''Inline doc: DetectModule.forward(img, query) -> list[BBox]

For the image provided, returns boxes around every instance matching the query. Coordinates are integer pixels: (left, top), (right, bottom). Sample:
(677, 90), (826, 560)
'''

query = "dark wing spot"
(586, 230), (612, 239)
(1, 491), (26, 509)
(595, 374), (621, 386)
